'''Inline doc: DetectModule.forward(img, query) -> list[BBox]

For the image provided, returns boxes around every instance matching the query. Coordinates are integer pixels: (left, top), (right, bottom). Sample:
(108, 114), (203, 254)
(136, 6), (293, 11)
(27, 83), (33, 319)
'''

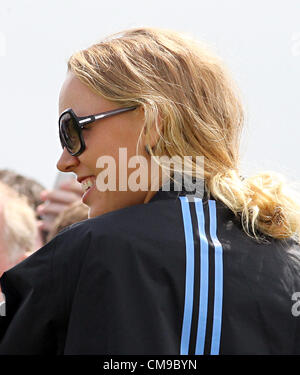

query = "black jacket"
(1, 186), (300, 355)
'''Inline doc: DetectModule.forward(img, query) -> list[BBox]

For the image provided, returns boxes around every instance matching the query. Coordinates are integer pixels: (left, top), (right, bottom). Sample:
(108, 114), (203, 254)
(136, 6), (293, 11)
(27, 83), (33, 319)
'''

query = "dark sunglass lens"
(60, 113), (80, 154)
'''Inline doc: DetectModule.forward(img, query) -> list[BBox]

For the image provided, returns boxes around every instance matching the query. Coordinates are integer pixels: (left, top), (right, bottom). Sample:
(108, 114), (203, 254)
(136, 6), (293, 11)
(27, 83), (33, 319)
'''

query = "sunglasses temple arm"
(92, 107), (137, 121)
(77, 106), (137, 128)
(78, 115), (96, 128)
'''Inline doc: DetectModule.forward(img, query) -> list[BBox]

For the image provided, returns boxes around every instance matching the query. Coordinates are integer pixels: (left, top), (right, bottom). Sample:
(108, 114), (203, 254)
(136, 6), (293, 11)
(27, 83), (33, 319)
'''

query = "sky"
(0, 0), (299, 189)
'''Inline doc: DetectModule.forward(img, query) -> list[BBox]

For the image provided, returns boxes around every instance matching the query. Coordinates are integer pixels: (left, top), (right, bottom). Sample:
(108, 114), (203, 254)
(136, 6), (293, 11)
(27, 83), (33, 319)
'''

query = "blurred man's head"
(0, 169), (46, 247)
(0, 169), (45, 210)
(0, 181), (37, 277)
(47, 200), (88, 242)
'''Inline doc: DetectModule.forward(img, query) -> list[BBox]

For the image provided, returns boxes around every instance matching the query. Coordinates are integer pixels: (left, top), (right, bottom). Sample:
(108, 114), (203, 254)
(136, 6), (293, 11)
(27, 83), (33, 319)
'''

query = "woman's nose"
(56, 147), (80, 172)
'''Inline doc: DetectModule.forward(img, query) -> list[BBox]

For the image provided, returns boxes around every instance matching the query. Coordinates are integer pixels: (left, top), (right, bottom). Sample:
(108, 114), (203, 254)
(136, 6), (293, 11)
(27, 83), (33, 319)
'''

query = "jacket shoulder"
(66, 198), (183, 245)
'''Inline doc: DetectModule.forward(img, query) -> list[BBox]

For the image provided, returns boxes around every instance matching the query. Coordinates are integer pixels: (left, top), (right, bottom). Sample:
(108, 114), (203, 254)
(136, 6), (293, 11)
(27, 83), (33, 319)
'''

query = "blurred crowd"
(0, 169), (89, 299)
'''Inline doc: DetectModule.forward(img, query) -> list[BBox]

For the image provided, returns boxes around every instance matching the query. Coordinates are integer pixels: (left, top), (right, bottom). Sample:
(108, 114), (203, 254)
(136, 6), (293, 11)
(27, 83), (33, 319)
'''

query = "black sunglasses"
(59, 106), (137, 156)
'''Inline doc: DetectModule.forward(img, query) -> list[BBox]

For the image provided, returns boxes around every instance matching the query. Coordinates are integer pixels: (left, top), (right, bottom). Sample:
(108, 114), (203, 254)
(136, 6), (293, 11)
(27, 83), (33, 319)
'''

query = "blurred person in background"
(0, 169), (83, 245)
(0, 169), (45, 211)
(0, 181), (37, 300)
(0, 169), (45, 249)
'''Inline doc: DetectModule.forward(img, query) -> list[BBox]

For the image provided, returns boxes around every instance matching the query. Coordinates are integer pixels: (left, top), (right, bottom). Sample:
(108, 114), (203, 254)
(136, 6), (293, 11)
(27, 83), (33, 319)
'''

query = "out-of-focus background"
(0, 0), (299, 189)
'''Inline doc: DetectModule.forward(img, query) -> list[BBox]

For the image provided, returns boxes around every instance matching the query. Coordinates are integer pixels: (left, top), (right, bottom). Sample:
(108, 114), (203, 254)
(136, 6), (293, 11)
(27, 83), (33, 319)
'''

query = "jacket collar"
(148, 178), (210, 203)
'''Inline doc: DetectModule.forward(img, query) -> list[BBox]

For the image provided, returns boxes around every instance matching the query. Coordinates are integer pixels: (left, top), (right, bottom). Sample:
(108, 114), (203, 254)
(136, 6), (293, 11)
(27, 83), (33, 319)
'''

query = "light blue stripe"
(208, 200), (223, 355)
(179, 196), (194, 355)
(194, 197), (209, 355)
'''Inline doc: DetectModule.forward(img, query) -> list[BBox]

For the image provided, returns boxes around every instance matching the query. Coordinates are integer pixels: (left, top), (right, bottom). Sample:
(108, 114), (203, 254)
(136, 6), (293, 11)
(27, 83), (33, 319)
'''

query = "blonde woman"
(1, 28), (300, 355)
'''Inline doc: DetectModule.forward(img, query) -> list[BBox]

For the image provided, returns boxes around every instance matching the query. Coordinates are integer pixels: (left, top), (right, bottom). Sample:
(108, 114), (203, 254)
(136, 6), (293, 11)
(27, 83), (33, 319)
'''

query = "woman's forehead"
(58, 72), (107, 116)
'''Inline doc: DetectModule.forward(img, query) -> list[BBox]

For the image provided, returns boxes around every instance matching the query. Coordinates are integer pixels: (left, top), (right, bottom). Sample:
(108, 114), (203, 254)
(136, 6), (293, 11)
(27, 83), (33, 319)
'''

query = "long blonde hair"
(67, 27), (300, 244)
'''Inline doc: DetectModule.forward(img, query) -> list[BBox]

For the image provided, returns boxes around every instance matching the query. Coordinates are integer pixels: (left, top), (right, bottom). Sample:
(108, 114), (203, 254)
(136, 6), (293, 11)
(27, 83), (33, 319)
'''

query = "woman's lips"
(82, 183), (96, 204)
(80, 176), (96, 204)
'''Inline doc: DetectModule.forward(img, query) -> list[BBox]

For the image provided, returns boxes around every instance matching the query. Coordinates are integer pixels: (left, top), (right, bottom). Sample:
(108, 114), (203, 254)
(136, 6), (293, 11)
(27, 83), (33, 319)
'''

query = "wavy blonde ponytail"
(207, 169), (300, 244)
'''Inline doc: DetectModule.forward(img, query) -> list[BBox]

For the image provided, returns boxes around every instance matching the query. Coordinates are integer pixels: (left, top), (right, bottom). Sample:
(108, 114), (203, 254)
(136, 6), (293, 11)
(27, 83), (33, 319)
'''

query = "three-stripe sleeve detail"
(208, 200), (223, 355)
(179, 196), (224, 355)
(179, 196), (195, 355)
(194, 198), (209, 355)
